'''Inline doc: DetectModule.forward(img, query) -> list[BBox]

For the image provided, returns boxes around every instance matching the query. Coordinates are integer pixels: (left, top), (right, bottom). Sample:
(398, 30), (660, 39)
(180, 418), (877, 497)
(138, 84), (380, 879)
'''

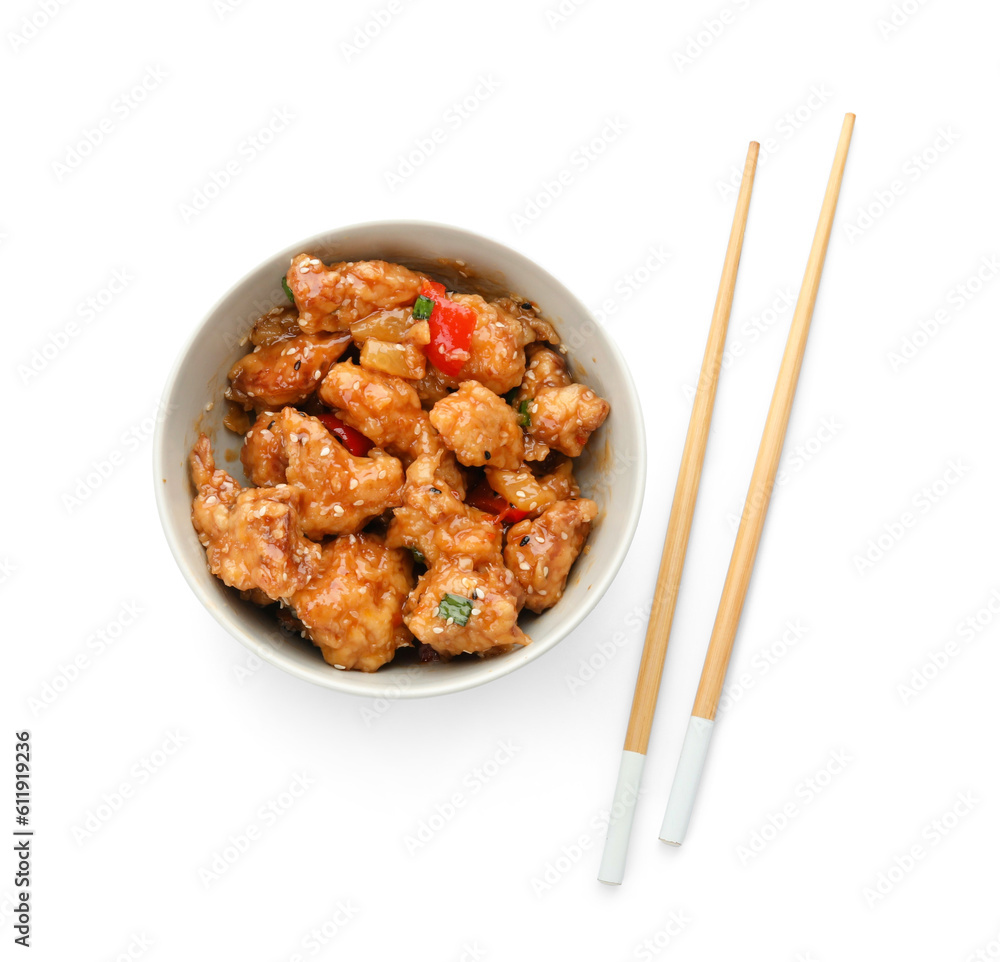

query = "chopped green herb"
(439, 592), (472, 626)
(281, 276), (294, 303)
(484, 451), (491, 460)
(412, 294), (435, 320)
(409, 546), (426, 566)
(503, 388), (519, 405)
(517, 398), (532, 428)
(519, 535), (530, 546)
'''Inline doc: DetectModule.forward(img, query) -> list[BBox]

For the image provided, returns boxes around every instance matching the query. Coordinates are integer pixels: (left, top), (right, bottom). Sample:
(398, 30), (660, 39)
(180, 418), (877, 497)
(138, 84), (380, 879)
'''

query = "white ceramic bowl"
(154, 221), (646, 697)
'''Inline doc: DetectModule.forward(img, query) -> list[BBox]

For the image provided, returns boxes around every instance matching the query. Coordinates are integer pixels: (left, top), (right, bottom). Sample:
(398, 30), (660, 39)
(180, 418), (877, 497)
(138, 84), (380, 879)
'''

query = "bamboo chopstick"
(597, 141), (760, 885)
(660, 113), (856, 847)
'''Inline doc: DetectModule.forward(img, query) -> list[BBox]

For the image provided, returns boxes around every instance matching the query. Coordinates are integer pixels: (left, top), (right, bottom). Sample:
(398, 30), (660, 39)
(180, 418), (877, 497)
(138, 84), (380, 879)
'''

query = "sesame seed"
(543, 566), (549, 577)
(471, 608), (481, 616)
(353, 499), (364, 506)
(333, 504), (345, 516)
(515, 490), (526, 499)
(560, 531), (569, 541)
(377, 470), (386, 479)
(446, 617), (454, 626)
(535, 535), (544, 543)
(204, 401), (214, 411)
(529, 502), (537, 509)
(519, 562), (530, 571)
(475, 588), (485, 599)
(298, 264), (310, 273)
(349, 479), (358, 489)
(334, 664), (346, 670)
(432, 606), (439, 616)
(320, 446), (330, 456)
(433, 626), (444, 634)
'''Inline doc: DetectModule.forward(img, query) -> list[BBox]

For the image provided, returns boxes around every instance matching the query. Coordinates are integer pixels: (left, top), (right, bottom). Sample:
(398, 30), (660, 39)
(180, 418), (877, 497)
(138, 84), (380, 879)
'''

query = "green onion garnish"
(412, 295), (434, 320)
(409, 546), (426, 566)
(438, 592), (472, 626)
(517, 398), (532, 428)
(281, 276), (294, 303)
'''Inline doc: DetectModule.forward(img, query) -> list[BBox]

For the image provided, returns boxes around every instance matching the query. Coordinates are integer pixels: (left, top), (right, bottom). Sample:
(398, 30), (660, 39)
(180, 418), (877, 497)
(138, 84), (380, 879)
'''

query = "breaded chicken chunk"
(319, 361), (467, 494)
(528, 383), (610, 457)
(490, 296), (560, 346)
(240, 411), (287, 486)
(438, 294), (533, 395)
(227, 331), (350, 410)
(190, 435), (320, 600)
(286, 255), (428, 334)
(429, 381), (524, 469)
(386, 454), (501, 566)
(504, 498), (598, 612)
(514, 345), (572, 405)
(319, 361), (436, 456)
(403, 558), (528, 656)
(484, 459), (579, 516)
(290, 533), (414, 672)
(241, 409), (404, 538)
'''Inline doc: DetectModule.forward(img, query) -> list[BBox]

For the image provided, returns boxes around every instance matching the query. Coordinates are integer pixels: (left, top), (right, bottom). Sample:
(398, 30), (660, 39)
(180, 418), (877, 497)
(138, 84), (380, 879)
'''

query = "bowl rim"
(153, 219), (647, 698)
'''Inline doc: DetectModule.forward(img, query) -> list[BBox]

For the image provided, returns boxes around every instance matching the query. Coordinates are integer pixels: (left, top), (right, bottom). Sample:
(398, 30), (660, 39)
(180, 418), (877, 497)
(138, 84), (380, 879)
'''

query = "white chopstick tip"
(659, 716), (715, 846)
(597, 750), (645, 886)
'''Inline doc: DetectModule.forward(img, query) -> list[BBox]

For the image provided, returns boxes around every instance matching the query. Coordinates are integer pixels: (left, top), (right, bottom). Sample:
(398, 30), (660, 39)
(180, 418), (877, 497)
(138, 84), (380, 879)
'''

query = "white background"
(4, 0), (1000, 959)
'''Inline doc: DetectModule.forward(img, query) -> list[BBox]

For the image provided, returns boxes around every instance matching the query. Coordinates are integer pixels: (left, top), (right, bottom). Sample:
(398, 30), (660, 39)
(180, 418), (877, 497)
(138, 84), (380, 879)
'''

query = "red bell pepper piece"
(419, 281), (477, 377)
(316, 413), (374, 457)
(465, 477), (529, 526)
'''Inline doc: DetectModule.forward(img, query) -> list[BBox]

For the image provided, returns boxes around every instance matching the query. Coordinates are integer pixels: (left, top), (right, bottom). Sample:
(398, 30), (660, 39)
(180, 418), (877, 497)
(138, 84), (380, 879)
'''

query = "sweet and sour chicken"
(190, 256), (610, 670)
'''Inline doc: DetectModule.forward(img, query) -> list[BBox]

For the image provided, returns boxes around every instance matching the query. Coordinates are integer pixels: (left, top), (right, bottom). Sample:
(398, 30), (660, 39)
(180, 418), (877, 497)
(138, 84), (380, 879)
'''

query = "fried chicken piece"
(403, 558), (528, 656)
(226, 331), (351, 410)
(484, 459), (579, 515)
(490, 296), (560, 346)
(429, 381), (524, 470)
(439, 294), (533, 395)
(290, 533), (414, 672)
(319, 361), (436, 457)
(242, 409), (404, 538)
(240, 411), (287, 486)
(386, 454), (501, 566)
(514, 346), (572, 405)
(248, 306), (300, 347)
(503, 499), (598, 612)
(529, 384), (610, 457)
(190, 435), (320, 600)
(523, 435), (551, 462)
(286, 255), (428, 334)
(318, 361), (467, 494)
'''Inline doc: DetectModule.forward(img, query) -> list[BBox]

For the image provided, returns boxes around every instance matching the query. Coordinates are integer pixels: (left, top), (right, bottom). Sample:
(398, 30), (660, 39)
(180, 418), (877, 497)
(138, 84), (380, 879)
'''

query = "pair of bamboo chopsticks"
(598, 113), (855, 885)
